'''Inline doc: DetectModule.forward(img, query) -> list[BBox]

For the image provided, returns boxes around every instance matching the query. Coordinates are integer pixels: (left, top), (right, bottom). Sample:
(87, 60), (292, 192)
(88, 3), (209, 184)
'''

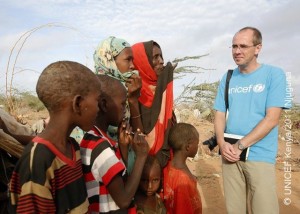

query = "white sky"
(0, 0), (299, 102)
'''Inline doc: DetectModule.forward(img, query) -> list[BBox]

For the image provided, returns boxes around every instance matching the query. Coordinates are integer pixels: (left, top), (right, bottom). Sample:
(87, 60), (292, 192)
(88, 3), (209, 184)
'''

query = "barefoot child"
(80, 75), (149, 213)
(9, 61), (101, 213)
(163, 123), (202, 214)
(135, 155), (166, 214)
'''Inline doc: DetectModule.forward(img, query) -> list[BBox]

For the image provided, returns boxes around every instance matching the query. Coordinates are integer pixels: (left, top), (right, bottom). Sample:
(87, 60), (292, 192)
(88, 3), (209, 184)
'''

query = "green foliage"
(172, 54), (215, 80)
(175, 80), (220, 121)
(20, 92), (45, 112)
(174, 66), (201, 74)
(172, 54), (219, 121)
(191, 81), (219, 93)
(172, 54), (209, 64)
(0, 91), (45, 113)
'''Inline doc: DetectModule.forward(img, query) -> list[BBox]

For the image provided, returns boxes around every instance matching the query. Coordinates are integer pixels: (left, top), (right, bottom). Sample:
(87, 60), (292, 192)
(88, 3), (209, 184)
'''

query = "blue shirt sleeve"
(266, 68), (291, 109)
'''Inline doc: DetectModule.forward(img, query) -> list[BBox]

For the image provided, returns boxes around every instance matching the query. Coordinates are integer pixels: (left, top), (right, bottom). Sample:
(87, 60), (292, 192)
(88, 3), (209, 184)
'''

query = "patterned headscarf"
(93, 36), (138, 83)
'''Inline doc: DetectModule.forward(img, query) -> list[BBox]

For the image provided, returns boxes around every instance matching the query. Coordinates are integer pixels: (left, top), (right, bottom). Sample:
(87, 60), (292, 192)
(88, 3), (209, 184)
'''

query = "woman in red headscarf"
(132, 41), (176, 168)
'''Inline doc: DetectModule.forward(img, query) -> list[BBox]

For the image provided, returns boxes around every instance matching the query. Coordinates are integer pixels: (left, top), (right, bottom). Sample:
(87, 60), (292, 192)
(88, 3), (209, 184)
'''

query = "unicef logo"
(253, 84), (265, 93)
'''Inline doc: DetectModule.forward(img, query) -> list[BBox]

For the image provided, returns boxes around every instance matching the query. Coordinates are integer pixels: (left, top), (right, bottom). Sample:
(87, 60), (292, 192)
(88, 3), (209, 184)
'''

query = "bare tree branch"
(5, 23), (82, 116)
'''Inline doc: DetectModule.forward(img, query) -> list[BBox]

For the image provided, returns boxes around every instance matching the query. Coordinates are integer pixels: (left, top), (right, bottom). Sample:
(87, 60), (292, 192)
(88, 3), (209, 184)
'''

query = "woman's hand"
(126, 74), (141, 99)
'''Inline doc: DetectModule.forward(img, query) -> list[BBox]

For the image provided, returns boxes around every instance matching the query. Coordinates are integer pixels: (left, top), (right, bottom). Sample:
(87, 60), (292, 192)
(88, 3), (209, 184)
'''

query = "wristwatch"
(237, 140), (245, 151)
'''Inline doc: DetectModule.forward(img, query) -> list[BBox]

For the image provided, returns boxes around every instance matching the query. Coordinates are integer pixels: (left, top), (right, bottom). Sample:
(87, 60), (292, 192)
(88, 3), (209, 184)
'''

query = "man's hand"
(220, 142), (240, 162)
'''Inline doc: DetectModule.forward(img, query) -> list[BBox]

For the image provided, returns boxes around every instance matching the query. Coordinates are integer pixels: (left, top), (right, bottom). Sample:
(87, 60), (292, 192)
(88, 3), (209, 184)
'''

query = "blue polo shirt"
(214, 64), (290, 164)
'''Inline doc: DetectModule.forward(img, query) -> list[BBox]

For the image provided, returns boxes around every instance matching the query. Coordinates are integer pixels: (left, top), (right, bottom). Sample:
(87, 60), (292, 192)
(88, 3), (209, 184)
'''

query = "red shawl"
(132, 41), (174, 167)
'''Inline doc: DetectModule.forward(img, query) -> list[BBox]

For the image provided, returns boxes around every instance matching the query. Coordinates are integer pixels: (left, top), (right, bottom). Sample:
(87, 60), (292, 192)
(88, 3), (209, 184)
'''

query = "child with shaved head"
(163, 123), (202, 214)
(10, 61), (101, 213)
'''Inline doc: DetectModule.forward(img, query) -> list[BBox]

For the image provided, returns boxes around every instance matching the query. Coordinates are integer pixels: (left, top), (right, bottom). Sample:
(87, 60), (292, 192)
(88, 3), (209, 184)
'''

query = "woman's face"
(152, 45), (164, 76)
(115, 47), (135, 73)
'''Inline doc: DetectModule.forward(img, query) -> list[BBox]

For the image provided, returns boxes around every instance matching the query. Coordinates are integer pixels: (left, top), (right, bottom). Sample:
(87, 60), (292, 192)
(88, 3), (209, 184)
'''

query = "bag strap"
(225, 69), (233, 110)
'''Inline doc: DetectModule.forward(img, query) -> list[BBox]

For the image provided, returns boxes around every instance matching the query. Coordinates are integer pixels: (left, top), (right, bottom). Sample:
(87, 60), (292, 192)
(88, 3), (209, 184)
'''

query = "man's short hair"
(239, 26), (262, 45)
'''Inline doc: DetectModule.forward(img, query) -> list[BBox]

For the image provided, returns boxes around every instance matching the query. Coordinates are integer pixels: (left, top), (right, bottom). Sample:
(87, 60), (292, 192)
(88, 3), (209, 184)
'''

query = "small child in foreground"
(135, 155), (166, 214)
(9, 61), (101, 213)
(80, 75), (149, 213)
(163, 123), (202, 214)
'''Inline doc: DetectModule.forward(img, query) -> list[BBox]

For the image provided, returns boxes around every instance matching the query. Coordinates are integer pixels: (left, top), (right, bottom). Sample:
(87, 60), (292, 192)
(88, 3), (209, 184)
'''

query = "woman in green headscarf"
(93, 36), (143, 172)
(94, 37), (137, 80)
(94, 36), (143, 134)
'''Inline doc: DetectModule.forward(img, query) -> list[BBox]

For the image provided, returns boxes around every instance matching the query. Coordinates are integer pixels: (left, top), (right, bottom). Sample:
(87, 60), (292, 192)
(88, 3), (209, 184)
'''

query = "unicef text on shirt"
(229, 84), (265, 94)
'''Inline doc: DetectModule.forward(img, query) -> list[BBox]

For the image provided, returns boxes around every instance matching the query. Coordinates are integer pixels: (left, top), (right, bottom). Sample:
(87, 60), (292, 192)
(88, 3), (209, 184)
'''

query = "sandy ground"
(18, 109), (300, 214)
(187, 118), (300, 214)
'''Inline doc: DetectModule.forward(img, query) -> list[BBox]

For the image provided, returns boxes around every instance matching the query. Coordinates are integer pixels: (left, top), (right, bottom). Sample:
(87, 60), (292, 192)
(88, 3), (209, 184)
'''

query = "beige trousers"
(222, 160), (279, 214)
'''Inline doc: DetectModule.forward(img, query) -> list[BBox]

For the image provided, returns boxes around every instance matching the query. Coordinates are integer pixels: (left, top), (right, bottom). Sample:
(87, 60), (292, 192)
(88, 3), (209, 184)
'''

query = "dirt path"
(17, 109), (300, 213)
(186, 118), (300, 214)
(186, 144), (300, 214)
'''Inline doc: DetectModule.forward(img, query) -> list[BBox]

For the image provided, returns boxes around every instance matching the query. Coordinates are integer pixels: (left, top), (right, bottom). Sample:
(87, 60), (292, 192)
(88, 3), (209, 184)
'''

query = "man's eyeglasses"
(230, 44), (259, 51)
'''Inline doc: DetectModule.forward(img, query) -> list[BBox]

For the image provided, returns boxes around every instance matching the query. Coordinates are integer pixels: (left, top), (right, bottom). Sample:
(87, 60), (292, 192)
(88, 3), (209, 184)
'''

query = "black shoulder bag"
(203, 69), (233, 150)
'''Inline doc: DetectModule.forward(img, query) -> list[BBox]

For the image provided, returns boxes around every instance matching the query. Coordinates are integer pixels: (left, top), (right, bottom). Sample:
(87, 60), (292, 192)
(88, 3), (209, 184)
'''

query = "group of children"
(6, 60), (202, 213)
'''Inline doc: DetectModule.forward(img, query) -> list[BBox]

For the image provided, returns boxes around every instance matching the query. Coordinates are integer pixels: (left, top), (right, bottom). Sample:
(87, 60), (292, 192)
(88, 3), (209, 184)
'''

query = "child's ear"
(99, 97), (107, 113)
(72, 95), (83, 115)
(185, 142), (191, 152)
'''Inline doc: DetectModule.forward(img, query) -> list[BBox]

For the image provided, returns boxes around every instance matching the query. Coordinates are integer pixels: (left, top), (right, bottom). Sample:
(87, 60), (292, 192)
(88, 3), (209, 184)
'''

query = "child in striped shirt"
(80, 75), (149, 213)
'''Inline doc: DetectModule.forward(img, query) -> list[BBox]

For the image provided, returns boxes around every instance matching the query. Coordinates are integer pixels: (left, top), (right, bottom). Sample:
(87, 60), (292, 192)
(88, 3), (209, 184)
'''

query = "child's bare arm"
(107, 131), (149, 209)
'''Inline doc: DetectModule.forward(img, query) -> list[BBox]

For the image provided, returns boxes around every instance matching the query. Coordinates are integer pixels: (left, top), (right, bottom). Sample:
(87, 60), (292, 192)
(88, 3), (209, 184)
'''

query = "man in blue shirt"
(214, 27), (290, 214)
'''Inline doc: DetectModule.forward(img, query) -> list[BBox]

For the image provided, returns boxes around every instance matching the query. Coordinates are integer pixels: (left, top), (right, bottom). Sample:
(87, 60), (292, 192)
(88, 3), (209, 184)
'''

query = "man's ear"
(72, 95), (83, 115)
(255, 43), (262, 56)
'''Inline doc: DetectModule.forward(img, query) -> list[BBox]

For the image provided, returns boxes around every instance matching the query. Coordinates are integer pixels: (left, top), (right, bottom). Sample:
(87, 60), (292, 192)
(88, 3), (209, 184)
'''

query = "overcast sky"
(0, 0), (299, 103)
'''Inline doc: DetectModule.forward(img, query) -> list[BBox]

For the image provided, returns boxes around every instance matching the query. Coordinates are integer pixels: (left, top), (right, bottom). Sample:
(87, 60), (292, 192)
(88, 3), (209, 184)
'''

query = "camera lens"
(203, 136), (218, 151)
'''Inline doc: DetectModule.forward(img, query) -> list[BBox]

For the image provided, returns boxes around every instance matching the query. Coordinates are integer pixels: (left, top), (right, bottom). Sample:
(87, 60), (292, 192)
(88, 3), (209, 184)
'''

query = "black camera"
(202, 135), (218, 151)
